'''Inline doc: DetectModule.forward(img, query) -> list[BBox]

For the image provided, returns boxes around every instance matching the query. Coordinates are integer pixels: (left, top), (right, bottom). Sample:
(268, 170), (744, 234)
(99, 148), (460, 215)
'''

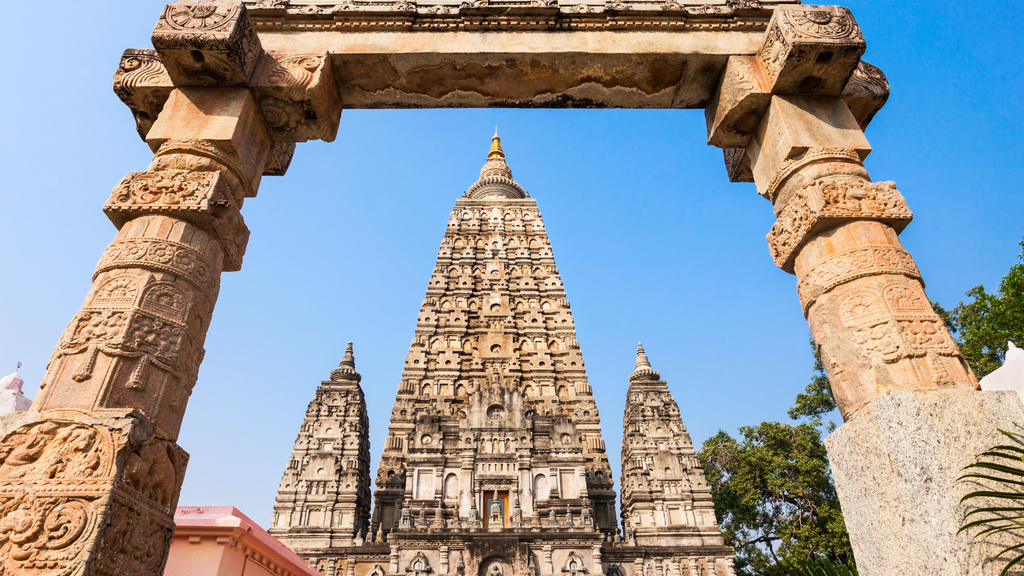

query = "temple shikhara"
(269, 137), (732, 575)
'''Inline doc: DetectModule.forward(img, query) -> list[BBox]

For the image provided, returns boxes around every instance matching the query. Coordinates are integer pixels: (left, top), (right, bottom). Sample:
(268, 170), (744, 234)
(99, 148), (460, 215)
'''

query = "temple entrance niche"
(484, 490), (509, 528)
(479, 556), (510, 576)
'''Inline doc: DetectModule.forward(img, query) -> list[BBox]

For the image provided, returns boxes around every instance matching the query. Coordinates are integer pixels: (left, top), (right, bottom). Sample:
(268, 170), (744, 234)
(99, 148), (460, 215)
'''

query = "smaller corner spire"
(331, 341), (362, 382)
(630, 342), (660, 382)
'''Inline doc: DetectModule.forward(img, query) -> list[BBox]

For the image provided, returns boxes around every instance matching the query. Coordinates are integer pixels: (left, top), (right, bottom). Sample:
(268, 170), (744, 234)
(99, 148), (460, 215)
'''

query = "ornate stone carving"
(152, 1), (264, 86)
(0, 414), (187, 576)
(767, 176), (913, 272)
(95, 239), (218, 291)
(841, 61), (890, 130)
(763, 147), (864, 204)
(105, 170), (232, 225)
(797, 245), (920, 314)
(251, 52), (343, 143)
(263, 142), (297, 176)
(705, 56), (771, 149)
(112, 49), (173, 140)
(722, 148), (752, 183)
(757, 6), (866, 96)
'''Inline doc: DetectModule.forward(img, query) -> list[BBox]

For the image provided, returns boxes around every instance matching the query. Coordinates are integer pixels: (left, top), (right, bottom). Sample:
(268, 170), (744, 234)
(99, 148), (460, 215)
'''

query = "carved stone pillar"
(1, 3), (342, 575)
(751, 94), (976, 417)
(707, 5), (1020, 575)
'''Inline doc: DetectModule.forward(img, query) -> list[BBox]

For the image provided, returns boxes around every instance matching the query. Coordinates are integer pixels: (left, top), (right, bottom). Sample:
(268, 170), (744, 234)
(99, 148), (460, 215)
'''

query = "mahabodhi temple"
(0, 1), (1020, 576)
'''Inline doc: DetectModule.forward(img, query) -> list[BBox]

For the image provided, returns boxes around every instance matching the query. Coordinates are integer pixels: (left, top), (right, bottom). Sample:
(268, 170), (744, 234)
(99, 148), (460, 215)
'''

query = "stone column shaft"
(746, 94), (975, 420)
(5, 77), (270, 576)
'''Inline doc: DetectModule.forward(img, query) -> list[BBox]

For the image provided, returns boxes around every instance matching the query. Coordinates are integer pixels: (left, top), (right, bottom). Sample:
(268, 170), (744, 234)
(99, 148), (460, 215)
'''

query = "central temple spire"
(467, 132), (527, 199)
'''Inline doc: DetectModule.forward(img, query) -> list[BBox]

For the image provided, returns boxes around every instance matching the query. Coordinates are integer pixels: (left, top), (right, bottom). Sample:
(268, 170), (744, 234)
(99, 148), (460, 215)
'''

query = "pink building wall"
(167, 507), (323, 576)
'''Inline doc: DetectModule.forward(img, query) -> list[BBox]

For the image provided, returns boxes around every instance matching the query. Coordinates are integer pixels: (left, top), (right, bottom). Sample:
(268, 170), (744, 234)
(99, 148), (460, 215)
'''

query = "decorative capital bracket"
(706, 6), (885, 183)
(758, 5), (866, 97)
(250, 51), (343, 143)
(113, 49), (174, 140)
(151, 1), (263, 87)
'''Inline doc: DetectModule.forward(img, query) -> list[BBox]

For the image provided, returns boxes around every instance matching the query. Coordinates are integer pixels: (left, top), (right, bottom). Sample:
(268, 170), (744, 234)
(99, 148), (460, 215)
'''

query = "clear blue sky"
(1, 1), (1022, 528)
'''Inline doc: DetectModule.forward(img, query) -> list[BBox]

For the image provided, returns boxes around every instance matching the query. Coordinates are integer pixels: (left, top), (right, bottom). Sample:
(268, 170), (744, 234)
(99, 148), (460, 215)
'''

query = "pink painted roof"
(174, 507), (322, 576)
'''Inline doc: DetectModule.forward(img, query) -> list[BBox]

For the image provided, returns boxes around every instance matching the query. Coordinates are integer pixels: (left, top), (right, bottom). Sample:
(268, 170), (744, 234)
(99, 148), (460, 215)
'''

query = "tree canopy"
(696, 343), (852, 575)
(942, 239), (1024, 378)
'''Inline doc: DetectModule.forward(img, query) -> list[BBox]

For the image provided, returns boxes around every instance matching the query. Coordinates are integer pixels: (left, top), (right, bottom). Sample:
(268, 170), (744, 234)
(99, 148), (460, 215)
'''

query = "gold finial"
(488, 129), (505, 160)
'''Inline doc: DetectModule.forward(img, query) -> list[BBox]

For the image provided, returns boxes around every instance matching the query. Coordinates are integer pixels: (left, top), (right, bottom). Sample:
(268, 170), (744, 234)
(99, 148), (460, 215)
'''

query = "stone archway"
(3, 2), (1017, 576)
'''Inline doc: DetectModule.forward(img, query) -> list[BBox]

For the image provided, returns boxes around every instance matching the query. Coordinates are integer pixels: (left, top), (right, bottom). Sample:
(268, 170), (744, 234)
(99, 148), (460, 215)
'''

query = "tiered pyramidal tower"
(370, 132), (617, 542)
(270, 343), (372, 552)
(619, 344), (724, 548)
(271, 137), (733, 576)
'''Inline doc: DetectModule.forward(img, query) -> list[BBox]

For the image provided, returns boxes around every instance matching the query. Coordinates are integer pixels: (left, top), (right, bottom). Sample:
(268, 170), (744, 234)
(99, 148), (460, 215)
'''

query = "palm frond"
(959, 427), (1024, 574)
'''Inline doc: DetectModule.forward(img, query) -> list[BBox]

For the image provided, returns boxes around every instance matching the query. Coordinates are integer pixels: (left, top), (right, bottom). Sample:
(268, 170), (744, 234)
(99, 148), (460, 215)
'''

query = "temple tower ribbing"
(270, 342), (372, 556)
(620, 344), (724, 547)
(370, 133), (618, 540)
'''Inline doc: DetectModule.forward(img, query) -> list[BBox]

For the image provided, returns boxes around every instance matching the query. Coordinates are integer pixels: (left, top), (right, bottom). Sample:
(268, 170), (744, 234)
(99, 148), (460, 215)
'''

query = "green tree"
(945, 239), (1024, 378)
(697, 342), (852, 575)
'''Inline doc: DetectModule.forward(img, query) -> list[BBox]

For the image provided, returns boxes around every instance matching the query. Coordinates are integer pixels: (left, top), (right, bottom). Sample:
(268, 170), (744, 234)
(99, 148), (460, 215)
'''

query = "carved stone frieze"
(810, 275), (977, 419)
(251, 52), (343, 143)
(152, 1), (264, 86)
(0, 412), (188, 576)
(112, 49), (173, 140)
(767, 175), (913, 272)
(841, 61), (890, 131)
(757, 6), (866, 96)
(95, 239), (219, 292)
(797, 245), (920, 314)
(104, 169), (249, 272)
(763, 147), (865, 204)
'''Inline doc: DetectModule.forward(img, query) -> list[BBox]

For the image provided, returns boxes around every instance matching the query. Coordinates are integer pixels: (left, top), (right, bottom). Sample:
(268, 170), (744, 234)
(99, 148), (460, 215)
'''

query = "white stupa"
(979, 342), (1024, 403)
(0, 372), (33, 414)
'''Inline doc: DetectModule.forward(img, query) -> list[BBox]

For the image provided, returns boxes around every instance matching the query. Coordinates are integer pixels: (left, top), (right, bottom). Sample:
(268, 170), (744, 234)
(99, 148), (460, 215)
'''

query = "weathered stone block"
(705, 56), (772, 148)
(758, 5), (866, 96)
(151, 1), (263, 87)
(113, 49), (174, 140)
(250, 52), (343, 143)
(146, 87), (270, 198)
(748, 95), (871, 197)
(827, 389), (1024, 576)
(841, 61), (890, 131)
(0, 409), (188, 576)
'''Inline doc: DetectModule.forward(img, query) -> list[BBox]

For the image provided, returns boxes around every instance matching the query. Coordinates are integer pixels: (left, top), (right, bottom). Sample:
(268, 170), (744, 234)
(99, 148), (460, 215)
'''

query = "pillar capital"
(151, 1), (263, 87)
(757, 5), (865, 96)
